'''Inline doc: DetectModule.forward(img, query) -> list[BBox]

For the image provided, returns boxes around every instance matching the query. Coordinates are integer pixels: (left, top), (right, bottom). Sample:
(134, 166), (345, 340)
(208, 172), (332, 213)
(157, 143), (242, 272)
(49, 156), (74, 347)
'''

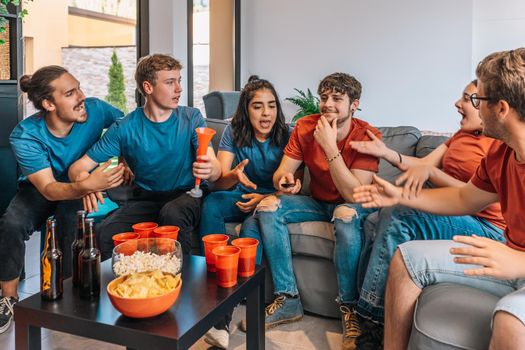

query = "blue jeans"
(258, 194), (375, 305)
(199, 190), (263, 264)
(356, 205), (505, 323)
(400, 240), (525, 325)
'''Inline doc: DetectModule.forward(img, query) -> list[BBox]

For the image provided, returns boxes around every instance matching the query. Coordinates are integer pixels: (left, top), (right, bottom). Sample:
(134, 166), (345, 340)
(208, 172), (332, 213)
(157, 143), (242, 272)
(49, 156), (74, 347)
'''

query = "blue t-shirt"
(219, 124), (289, 194)
(87, 106), (206, 192)
(10, 97), (123, 183)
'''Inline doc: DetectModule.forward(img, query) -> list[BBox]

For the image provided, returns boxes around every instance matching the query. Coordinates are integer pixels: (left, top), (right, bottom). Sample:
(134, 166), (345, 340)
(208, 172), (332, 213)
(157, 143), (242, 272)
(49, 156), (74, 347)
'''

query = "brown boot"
(341, 305), (361, 350)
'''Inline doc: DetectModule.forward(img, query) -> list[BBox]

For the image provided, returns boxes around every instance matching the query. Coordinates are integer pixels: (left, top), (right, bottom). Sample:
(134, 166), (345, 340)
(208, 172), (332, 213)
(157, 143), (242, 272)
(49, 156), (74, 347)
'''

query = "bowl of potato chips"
(107, 270), (182, 318)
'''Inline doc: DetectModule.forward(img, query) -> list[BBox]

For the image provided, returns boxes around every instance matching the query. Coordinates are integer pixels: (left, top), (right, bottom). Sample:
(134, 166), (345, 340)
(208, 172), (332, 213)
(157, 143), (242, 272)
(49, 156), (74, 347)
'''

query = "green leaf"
(286, 87), (320, 122)
(11, 0), (20, 6)
(0, 27), (5, 33)
(0, 4), (8, 15)
(0, 39), (4, 45)
(19, 8), (27, 17)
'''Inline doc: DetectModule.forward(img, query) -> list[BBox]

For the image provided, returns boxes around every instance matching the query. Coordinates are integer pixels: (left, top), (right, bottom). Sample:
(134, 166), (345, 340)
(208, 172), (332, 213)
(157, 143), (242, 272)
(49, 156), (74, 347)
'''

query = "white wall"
(149, 0), (189, 105)
(241, 0), (473, 132)
(472, 0), (525, 73)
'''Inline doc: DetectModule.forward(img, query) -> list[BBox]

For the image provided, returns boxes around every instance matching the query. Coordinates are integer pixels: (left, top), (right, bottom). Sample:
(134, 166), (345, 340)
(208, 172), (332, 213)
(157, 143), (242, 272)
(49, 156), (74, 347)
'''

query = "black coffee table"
(14, 255), (265, 349)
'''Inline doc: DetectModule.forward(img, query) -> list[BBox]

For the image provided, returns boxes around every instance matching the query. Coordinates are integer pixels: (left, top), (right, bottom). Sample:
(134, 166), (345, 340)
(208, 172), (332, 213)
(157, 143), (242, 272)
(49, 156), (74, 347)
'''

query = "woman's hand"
(353, 174), (403, 208)
(232, 159), (257, 190)
(350, 129), (389, 158)
(236, 193), (266, 213)
(395, 164), (433, 199)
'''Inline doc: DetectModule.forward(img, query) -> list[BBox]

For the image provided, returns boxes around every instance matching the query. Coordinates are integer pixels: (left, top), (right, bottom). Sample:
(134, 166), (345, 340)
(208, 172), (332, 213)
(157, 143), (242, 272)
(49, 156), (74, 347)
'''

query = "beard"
(336, 114), (351, 128)
(481, 112), (506, 141)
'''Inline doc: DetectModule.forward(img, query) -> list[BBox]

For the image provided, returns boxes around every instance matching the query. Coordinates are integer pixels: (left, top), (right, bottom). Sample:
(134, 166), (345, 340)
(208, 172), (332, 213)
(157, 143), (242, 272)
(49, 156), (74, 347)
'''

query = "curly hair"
(317, 72), (362, 101)
(476, 48), (525, 120)
(230, 75), (288, 148)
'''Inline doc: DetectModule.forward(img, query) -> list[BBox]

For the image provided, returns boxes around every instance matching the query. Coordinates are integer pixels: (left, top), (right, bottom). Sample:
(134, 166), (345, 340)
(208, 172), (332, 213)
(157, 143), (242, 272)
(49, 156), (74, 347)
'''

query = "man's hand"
(83, 160), (125, 192)
(236, 193), (266, 213)
(83, 192), (104, 213)
(232, 159), (257, 190)
(123, 165), (135, 186)
(313, 115), (338, 154)
(350, 129), (389, 158)
(451, 235), (525, 280)
(395, 164), (433, 199)
(353, 174), (403, 208)
(193, 154), (215, 180)
(277, 173), (301, 194)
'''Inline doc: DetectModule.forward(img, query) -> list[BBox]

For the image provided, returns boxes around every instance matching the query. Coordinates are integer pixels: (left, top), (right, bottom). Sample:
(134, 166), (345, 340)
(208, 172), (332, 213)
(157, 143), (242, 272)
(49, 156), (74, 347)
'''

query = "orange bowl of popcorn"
(107, 270), (182, 318)
(111, 238), (182, 277)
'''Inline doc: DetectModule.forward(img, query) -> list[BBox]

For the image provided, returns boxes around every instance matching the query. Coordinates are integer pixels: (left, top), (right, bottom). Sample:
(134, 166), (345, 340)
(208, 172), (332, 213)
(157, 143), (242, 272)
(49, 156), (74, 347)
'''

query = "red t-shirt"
(443, 131), (505, 229)
(284, 114), (381, 203)
(471, 143), (525, 251)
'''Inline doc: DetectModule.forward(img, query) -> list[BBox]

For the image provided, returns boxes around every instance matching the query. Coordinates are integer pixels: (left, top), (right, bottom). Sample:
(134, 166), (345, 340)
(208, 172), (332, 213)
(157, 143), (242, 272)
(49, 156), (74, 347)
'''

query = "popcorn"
(113, 251), (181, 277)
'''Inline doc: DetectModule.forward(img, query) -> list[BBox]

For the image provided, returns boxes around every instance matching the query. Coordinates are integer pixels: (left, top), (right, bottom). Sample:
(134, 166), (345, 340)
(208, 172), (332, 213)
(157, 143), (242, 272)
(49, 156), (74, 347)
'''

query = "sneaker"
(204, 313), (231, 349)
(355, 316), (384, 350)
(0, 296), (17, 334)
(239, 295), (304, 332)
(265, 295), (303, 329)
(341, 305), (361, 350)
(204, 326), (229, 349)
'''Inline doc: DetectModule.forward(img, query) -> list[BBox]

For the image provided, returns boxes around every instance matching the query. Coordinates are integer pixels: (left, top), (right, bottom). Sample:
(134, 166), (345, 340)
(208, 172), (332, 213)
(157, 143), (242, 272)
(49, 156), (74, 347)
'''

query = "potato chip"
(111, 270), (181, 298)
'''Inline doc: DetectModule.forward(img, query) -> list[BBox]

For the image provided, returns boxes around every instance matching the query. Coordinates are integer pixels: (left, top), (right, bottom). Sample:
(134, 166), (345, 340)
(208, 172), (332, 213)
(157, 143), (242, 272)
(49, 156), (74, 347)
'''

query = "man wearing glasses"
(353, 48), (525, 350)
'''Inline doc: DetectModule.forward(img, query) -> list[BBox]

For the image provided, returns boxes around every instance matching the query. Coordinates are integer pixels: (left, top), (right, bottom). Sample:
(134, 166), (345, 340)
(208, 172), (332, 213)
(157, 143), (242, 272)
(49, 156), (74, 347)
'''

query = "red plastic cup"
(132, 222), (158, 238)
(213, 245), (241, 288)
(202, 234), (229, 272)
(112, 232), (140, 247)
(231, 238), (259, 277)
(153, 225), (180, 241)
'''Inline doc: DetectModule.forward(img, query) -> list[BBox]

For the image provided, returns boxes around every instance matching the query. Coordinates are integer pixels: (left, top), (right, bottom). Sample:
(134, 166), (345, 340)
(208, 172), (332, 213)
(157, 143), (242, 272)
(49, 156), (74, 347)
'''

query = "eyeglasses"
(470, 93), (496, 109)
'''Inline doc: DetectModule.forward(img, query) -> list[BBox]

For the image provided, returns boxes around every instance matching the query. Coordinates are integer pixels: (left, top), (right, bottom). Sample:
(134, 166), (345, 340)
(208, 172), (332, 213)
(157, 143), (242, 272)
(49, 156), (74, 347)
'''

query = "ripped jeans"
(257, 194), (375, 306)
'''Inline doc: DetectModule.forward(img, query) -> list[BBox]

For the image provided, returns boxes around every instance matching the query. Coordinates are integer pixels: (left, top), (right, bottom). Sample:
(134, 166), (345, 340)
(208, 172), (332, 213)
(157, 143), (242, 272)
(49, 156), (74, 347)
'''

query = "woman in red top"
(348, 80), (506, 348)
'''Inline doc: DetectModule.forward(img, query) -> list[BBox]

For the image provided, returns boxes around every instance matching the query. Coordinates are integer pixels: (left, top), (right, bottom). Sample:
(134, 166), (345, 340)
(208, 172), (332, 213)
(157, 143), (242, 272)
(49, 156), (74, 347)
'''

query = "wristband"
(326, 151), (342, 164)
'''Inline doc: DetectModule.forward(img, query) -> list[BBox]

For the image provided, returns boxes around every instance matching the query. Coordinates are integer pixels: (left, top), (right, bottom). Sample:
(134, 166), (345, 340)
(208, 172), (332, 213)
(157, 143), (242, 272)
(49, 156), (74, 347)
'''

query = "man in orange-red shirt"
(354, 48), (525, 350)
(255, 72), (381, 349)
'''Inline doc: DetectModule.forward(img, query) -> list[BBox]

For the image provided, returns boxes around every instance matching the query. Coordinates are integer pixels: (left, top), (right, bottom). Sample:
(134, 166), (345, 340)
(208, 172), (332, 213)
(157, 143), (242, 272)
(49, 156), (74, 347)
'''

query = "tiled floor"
(0, 234), (343, 349)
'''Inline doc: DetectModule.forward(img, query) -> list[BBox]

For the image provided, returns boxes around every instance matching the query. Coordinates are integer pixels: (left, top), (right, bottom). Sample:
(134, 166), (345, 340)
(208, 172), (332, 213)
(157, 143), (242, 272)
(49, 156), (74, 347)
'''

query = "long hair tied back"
(231, 75), (288, 148)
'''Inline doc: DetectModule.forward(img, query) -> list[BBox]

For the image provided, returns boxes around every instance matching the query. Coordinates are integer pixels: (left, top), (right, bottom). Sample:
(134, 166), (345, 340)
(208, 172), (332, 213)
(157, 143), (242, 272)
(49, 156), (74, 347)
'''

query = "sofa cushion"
(377, 126), (421, 183)
(288, 221), (335, 260)
(415, 135), (449, 158)
(408, 283), (498, 350)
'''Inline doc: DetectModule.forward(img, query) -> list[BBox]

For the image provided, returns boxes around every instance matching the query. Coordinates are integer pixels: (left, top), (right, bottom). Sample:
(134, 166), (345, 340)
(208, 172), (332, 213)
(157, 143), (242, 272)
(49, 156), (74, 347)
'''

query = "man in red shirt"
(354, 48), (525, 350)
(256, 72), (381, 349)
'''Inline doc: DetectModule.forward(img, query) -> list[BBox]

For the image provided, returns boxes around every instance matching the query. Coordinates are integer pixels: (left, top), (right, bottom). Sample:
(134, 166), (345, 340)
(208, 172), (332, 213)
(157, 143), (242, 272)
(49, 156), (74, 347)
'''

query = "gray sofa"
(204, 117), (499, 350)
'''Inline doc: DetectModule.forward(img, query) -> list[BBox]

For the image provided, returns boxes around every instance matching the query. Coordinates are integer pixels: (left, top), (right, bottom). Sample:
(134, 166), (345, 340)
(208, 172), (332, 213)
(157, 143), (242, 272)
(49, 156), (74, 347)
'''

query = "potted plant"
(285, 88), (320, 122)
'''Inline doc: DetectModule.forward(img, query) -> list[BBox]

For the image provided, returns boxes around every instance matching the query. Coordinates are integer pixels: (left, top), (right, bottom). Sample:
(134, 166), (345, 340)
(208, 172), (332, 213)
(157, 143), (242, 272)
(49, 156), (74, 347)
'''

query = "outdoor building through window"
(22, 0), (138, 117)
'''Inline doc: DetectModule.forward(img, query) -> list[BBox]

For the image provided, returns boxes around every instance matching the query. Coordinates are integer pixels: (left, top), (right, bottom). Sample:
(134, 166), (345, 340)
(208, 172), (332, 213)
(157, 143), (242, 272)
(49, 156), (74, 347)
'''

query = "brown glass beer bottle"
(71, 210), (86, 287)
(79, 218), (101, 299)
(41, 217), (63, 300)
